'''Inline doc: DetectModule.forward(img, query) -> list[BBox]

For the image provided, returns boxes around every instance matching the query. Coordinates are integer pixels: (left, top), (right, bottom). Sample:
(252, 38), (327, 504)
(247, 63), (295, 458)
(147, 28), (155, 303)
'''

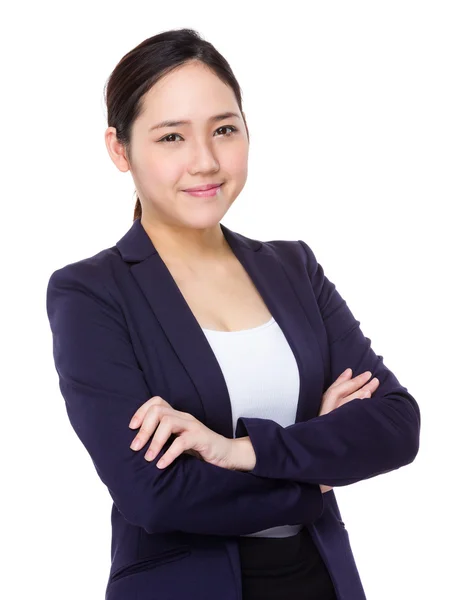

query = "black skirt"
(238, 526), (337, 600)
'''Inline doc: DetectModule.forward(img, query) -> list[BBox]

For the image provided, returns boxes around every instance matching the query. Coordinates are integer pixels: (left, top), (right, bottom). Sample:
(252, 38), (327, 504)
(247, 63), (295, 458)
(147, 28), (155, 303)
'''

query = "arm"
(46, 263), (323, 536)
(232, 437), (257, 471)
(235, 240), (421, 486)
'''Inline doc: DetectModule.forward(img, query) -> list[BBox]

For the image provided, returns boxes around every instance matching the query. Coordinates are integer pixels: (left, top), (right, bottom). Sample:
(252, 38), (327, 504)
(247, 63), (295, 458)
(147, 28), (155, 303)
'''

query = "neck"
(141, 217), (231, 265)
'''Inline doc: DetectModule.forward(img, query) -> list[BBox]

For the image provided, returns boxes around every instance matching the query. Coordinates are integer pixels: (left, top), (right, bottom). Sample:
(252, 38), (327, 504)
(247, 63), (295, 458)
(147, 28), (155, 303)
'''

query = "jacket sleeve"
(46, 262), (324, 536)
(235, 239), (421, 487)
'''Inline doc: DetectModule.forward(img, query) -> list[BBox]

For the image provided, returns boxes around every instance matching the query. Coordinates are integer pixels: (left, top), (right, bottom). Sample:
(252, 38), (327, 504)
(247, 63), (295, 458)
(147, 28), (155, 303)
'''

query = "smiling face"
(106, 60), (249, 232)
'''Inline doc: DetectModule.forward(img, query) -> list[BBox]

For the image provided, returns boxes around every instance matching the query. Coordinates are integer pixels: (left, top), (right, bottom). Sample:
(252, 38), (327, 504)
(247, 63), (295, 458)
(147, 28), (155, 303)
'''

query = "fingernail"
(129, 417), (139, 429)
(130, 438), (141, 450)
(145, 450), (155, 461)
(342, 368), (351, 376)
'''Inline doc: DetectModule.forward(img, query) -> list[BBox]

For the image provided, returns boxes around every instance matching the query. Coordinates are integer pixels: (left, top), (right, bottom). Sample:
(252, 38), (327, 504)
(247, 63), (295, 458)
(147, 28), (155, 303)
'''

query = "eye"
(158, 133), (183, 144)
(214, 125), (238, 137)
(157, 125), (238, 144)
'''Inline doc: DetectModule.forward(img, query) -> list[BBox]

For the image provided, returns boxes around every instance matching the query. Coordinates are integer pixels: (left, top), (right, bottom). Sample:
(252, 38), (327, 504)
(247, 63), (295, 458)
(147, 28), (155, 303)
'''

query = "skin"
(126, 369), (380, 488)
(105, 59), (250, 266)
(105, 59), (256, 472)
(104, 61), (381, 487)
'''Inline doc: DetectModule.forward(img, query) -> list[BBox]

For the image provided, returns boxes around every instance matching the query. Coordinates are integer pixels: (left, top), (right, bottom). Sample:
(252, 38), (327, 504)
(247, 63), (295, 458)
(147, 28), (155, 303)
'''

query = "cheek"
(225, 145), (248, 179)
(140, 157), (183, 188)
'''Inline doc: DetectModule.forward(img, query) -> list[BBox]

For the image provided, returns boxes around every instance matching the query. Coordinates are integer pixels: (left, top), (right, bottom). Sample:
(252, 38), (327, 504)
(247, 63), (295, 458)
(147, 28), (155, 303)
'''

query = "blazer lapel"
(115, 218), (324, 438)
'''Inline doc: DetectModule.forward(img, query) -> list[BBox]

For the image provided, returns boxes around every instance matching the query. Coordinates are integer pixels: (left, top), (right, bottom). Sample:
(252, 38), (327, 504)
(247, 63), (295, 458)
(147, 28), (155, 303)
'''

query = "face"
(105, 61), (249, 232)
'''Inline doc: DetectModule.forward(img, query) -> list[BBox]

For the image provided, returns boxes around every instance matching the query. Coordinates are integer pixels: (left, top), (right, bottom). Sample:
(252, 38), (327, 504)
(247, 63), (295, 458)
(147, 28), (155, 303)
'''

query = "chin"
(182, 215), (224, 230)
(181, 206), (232, 230)
(180, 198), (234, 227)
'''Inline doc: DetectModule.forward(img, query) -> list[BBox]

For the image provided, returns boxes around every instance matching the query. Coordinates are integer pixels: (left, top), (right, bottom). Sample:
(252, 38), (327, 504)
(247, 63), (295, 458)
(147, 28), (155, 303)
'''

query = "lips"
(183, 183), (222, 192)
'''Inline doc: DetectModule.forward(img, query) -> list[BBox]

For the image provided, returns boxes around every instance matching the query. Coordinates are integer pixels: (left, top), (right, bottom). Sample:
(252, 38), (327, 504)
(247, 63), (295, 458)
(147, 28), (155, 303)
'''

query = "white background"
(2, 1), (449, 598)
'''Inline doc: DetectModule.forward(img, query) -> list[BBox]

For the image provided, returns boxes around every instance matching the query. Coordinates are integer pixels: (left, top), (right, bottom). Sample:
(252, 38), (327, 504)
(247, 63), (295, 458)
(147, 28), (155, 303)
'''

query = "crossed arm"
(46, 241), (420, 536)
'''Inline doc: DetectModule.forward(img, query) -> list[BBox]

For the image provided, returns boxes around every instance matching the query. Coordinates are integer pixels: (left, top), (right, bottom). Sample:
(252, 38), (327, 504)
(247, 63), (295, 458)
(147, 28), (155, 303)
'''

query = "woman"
(46, 28), (420, 600)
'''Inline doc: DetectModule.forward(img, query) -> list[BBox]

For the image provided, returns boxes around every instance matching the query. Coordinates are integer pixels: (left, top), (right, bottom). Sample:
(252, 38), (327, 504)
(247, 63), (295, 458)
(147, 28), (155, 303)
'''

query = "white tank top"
(201, 316), (302, 538)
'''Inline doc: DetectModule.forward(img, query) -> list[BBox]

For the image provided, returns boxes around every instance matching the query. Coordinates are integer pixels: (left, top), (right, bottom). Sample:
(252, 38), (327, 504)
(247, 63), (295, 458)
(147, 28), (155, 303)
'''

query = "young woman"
(46, 28), (420, 600)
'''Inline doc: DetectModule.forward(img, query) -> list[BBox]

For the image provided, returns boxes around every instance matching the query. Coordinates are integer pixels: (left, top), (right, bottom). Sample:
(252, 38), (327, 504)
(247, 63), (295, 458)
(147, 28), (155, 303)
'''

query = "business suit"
(46, 217), (421, 600)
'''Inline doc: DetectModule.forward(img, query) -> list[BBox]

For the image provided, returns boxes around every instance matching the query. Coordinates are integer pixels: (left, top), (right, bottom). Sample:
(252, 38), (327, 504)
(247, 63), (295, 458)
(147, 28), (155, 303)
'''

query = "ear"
(104, 127), (131, 173)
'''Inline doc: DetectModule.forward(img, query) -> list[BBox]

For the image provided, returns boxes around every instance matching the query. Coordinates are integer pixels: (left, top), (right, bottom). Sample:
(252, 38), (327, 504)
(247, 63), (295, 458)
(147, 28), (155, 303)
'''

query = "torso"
(163, 250), (272, 332)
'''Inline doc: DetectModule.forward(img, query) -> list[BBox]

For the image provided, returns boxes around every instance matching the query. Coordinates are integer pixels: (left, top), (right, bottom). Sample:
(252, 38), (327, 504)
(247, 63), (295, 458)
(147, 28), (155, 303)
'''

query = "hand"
(128, 396), (234, 470)
(318, 368), (380, 493)
(319, 368), (380, 418)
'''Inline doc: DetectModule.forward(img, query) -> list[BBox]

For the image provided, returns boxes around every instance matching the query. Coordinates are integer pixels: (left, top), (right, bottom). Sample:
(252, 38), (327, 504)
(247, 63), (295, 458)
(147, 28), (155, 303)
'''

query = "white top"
(201, 316), (302, 538)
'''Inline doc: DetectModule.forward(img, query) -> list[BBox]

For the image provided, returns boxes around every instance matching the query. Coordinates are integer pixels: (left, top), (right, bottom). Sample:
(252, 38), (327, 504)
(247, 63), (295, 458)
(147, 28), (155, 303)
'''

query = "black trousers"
(238, 526), (337, 600)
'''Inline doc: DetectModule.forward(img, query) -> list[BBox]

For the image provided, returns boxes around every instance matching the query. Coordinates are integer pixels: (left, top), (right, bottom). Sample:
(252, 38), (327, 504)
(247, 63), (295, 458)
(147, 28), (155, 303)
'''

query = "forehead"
(140, 62), (237, 119)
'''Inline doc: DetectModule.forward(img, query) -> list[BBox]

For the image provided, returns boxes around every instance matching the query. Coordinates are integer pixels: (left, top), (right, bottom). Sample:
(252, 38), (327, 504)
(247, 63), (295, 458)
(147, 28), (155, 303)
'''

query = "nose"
(187, 139), (220, 174)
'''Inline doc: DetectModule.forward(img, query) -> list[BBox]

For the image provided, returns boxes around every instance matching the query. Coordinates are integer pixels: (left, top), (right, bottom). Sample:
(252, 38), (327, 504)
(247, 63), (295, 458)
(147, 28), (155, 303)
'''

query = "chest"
(117, 241), (329, 436)
(164, 258), (273, 332)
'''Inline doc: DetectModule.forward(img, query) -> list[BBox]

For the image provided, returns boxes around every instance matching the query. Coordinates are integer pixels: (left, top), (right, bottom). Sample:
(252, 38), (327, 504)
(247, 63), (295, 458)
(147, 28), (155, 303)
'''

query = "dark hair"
(103, 28), (249, 222)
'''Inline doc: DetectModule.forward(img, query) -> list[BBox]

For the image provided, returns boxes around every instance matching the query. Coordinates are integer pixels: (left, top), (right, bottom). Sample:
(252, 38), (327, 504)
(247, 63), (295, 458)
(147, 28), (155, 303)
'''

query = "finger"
(341, 370), (373, 392)
(330, 368), (353, 387)
(155, 436), (190, 469)
(359, 377), (380, 397)
(130, 405), (172, 450)
(129, 395), (175, 431)
(129, 395), (165, 429)
(340, 390), (369, 405)
(329, 369), (369, 391)
(144, 415), (191, 462)
(344, 377), (380, 403)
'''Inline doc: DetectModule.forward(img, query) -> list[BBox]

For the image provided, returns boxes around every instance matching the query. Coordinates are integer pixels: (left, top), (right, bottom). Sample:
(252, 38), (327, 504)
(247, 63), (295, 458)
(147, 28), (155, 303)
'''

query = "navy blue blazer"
(46, 217), (420, 600)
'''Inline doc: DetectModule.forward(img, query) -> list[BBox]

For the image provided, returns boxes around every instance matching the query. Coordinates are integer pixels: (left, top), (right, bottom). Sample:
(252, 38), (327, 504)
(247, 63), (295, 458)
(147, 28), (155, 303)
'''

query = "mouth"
(182, 183), (224, 198)
(183, 183), (223, 192)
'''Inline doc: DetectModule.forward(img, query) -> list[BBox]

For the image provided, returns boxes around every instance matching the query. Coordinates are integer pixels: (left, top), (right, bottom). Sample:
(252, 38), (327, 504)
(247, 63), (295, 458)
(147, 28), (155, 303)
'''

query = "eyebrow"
(148, 111), (241, 132)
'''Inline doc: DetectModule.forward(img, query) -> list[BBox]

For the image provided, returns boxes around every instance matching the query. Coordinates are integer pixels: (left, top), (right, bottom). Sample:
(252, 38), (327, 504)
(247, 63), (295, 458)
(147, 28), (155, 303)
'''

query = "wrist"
(231, 436), (257, 472)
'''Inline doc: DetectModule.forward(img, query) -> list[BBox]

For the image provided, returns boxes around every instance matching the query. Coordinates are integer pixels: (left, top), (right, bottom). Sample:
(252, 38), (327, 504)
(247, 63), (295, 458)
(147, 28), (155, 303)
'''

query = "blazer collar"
(116, 217), (262, 262)
(115, 218), (324, 438)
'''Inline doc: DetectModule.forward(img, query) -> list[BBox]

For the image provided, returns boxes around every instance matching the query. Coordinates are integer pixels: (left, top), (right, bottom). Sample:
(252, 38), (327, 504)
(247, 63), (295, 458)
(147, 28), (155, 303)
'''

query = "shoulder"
(258, 236), (320, 272)
(46, 245), (123, 304)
